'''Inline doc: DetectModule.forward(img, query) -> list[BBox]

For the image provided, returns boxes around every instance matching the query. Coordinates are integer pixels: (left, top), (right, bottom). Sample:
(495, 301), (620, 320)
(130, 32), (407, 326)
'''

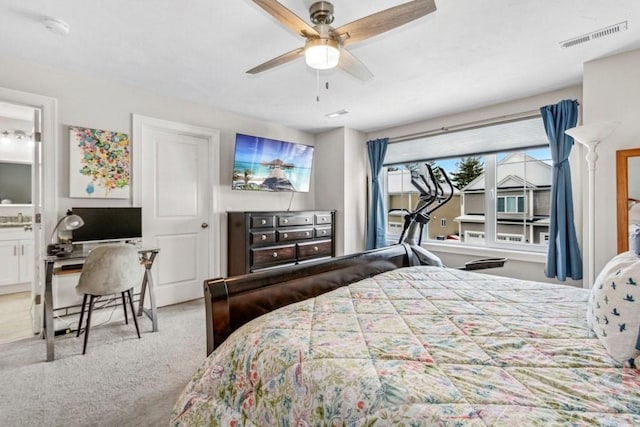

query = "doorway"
(0, 87), (56, 343)
(0, 100), (36, 344)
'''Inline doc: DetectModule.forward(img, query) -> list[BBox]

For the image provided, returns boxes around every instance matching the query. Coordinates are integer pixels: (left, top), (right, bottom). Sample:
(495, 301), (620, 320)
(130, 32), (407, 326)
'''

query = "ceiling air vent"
(326, 109), (349, 118)
(560, 21), (628, 48)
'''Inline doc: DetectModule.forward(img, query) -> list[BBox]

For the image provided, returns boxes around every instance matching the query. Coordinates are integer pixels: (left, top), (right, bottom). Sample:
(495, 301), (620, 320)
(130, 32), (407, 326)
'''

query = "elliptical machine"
(397, 163), (506, 271)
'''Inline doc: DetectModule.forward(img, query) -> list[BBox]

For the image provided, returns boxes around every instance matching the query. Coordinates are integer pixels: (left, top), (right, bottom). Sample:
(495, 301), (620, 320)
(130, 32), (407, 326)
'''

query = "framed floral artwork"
(69, 126), (130, 198)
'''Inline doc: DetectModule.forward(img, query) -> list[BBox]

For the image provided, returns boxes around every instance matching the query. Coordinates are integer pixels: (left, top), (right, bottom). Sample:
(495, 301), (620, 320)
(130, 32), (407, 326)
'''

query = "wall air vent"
(560, 21), (628, 48)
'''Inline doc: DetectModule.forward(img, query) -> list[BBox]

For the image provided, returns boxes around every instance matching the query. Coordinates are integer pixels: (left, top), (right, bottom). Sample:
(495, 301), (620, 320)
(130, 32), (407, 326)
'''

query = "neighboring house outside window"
(455, 151), (552, 247)
(382, 116), (552, 253)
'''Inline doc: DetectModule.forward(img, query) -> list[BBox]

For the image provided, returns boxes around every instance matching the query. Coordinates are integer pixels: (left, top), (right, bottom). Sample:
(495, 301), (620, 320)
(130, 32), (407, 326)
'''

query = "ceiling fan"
(247, 0), (437, 81)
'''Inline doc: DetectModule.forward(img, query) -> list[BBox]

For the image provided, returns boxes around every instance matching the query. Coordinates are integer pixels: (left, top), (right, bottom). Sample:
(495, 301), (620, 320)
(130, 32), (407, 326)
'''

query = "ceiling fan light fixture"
(304, 38), (340, 70)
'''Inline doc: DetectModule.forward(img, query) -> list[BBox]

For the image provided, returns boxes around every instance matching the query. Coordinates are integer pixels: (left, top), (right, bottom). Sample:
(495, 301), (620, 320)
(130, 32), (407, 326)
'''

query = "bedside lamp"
(47, 210), (84, 256)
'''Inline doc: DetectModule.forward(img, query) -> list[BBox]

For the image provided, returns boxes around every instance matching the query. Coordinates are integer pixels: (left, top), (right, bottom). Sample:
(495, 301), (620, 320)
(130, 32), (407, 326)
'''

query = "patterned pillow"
(630, 224), (640, 256)
(587, 252), (640, 362)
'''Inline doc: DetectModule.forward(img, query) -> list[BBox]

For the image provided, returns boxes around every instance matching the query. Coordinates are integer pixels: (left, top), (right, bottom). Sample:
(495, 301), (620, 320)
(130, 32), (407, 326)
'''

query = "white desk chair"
(76, 244), (143, 354)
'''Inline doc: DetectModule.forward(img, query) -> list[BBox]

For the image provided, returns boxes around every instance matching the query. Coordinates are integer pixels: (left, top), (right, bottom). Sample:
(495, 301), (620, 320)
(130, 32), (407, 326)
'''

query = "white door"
(133, 115), (220, 307)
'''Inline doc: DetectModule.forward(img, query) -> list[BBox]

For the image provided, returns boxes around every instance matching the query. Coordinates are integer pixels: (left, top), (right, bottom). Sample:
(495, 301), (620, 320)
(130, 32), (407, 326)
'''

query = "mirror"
(616, 148), (640, 253)
(0, 162), (32, 204)
(0, 101), (35, 206)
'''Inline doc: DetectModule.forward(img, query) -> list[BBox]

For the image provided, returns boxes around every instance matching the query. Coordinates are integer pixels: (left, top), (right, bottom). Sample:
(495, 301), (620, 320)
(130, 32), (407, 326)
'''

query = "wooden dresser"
(227, 210), (335, 276)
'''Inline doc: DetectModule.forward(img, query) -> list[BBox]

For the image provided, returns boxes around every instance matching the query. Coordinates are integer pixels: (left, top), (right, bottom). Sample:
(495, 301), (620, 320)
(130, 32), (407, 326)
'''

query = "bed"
(172, 244), (640, 426)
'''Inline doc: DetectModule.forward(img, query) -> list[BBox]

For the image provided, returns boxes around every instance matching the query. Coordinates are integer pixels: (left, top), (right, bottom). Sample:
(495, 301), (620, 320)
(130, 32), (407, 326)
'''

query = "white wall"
(314, 127), (368, 256)
(343, 127), (367, 254)
(314, 129), (345, 254)
(0, 54), (317, 273)
(583, 48), (640, 278)
(366, 85), (584, 285)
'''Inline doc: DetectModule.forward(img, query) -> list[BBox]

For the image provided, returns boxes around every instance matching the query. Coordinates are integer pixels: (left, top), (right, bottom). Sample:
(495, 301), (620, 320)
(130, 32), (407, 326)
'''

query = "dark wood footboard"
(204, 244), (418, 355)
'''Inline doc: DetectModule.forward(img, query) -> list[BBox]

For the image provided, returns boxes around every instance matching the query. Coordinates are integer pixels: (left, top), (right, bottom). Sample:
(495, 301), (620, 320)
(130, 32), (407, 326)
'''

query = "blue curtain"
(540, 99), (582, 280)
(366, 138), (389, 250)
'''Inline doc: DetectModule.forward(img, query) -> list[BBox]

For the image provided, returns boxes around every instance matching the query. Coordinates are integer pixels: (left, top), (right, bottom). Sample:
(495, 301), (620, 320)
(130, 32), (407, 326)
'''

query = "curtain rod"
(388, 109), (541, 144)
(387, 100), (580, 144)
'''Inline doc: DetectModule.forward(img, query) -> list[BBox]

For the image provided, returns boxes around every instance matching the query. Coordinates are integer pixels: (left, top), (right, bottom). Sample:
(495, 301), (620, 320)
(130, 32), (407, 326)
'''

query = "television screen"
(71, 207), (142, 243)
(232, 133), (314, 192)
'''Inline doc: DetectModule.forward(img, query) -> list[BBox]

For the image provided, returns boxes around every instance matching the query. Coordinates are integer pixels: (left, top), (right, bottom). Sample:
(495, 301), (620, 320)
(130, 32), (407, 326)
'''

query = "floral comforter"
(172, 266), (640, 426)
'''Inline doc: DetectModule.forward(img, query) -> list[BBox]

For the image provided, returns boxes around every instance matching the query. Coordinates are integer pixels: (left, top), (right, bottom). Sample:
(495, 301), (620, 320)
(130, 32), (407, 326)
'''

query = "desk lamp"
(47, 210), (84, 256)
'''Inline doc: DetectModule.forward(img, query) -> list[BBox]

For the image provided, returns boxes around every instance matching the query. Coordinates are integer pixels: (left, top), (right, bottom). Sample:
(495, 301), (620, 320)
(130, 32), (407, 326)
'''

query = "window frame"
(383, 122), (551, 254)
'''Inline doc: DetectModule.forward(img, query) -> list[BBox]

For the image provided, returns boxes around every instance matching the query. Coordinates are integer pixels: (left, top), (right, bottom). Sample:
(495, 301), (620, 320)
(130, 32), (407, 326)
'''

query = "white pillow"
(630, 224), (640, 256)
(587, 252), (640, 362)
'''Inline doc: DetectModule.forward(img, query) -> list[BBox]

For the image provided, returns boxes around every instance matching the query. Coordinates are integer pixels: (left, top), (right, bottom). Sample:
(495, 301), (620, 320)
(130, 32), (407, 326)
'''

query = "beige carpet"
(0, 298), (206, 427)
(0, 291), (35, 345)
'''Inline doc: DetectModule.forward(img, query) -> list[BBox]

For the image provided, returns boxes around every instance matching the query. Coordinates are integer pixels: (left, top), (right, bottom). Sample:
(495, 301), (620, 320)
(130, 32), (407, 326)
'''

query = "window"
(497, 196), (525, 213)
(383, 117), (551, 252)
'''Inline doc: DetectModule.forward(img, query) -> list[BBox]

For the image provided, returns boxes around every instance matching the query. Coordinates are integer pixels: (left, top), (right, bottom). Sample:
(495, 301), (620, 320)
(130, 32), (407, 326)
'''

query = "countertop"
(0, 222), (32, 229)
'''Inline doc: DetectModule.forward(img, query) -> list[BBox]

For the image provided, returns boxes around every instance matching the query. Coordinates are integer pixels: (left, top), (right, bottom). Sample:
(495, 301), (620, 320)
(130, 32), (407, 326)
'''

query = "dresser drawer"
(250, 230), (276, 245)
(315, 226), (332, 238)
(251, 244), (296, 267)
(297, 240), (333, 260)
(315, 213), (332, 225)
(250, 215), (275, 229)
(278, 228), (313, 242)
(278, 214), (314, 227)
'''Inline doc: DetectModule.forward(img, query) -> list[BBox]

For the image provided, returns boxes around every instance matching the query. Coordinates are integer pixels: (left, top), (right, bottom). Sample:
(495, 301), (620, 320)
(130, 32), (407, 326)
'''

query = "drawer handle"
(321, 230), (327, 235)
(261, 235), (267, 241)
(314, 246), (319, 251)
(272, 252), (278, 258)
(261, 219), (267, 225)
(305, 231), (310, 236)
(283, 233), (288, 238)
(283, 219), (288, 224)
(305, 218), (310, 222)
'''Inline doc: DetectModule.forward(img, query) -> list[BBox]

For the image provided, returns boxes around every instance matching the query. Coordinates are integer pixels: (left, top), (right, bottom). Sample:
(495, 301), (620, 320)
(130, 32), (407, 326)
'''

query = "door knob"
(201, 223), (209, 229)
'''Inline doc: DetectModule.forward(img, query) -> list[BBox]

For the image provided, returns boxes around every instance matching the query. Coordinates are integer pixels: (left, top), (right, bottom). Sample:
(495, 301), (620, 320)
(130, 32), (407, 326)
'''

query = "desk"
(43, 248), (159, 361)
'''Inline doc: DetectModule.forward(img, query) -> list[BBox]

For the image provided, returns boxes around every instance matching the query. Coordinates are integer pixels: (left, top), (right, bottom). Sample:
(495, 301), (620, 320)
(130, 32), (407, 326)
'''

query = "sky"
(429, 147), (552, 176)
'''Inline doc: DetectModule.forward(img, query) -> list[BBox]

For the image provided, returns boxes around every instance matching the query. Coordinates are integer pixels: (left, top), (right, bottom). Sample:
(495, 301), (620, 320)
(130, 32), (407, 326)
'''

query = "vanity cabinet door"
(0, 240), (20, 286)
(18, 239), (34, 283)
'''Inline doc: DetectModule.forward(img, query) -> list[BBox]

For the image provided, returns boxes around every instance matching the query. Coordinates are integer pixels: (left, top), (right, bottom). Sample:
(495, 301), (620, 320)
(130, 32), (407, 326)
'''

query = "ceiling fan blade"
(334, 0), (436, 46)
(246, 47), (305, 74)
(338, 49), (373, 81)
(252, 0), (319, 38)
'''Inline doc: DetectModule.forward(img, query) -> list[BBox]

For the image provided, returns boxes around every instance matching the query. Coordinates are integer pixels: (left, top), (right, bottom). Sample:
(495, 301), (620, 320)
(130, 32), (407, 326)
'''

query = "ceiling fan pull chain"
(316, 69), (320, 102)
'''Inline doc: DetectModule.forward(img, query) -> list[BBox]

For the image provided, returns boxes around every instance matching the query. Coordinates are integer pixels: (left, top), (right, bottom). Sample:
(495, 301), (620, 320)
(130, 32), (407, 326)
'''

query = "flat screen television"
(232, 133), (314, 192)
(71, 207), (142, 243)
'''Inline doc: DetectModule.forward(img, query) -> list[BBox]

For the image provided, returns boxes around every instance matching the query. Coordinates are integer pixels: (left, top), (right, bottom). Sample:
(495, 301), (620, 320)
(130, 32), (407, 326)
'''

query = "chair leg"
(77, 294), (88, 337)
(127, 289), (141, 339)
(121, 292), (129, 325)
(82, 295), (96, 355)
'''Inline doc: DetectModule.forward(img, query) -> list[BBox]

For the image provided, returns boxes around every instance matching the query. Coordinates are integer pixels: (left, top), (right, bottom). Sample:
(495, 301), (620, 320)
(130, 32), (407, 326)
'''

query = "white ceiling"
(0, 1), (639, 134)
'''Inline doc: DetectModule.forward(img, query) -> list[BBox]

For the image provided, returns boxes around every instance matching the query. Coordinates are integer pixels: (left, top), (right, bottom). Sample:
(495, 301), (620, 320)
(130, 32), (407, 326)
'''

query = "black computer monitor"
(71, 207), (142, 243)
